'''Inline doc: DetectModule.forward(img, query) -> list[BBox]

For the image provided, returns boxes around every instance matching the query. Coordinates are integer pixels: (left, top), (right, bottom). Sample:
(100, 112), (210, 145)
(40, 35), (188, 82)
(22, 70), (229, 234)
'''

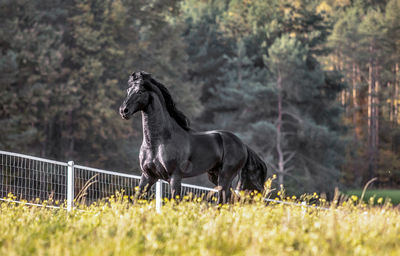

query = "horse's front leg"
(169, 173), (182, 199)
(137, 173), (156, 199)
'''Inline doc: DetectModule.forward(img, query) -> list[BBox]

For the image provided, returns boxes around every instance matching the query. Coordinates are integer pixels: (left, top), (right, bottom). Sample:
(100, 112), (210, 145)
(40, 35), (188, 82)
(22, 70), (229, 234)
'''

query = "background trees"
(326, 0), (400, 187)
(1, 0), (399, 193)
(183, 0), (345, 193)
(0, 0), (200, 171)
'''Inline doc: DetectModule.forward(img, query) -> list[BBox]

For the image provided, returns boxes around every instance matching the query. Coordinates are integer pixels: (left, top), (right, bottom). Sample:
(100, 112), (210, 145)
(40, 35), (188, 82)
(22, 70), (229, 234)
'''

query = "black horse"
(119, 71), (268, 203)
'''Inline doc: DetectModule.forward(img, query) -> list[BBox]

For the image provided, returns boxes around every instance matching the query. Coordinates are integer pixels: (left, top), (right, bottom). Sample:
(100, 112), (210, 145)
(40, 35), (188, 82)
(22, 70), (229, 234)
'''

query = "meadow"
(346, 189), (400, 205)
(1, 194), (400, 256)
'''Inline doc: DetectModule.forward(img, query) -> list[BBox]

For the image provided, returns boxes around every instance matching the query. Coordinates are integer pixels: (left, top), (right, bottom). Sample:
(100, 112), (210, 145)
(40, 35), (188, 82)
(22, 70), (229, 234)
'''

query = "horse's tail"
(237, 146), (268, 192)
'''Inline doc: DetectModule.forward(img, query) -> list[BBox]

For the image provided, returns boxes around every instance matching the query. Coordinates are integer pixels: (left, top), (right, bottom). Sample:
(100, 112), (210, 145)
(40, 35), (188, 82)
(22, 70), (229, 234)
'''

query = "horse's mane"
(135, 72), (191, 131)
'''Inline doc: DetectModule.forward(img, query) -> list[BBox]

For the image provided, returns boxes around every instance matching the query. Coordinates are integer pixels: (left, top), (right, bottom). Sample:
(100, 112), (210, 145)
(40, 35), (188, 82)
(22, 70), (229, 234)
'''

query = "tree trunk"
(368, 63), (372, 138)
(356, 64), (362, 137)
(236, 42), (242, 89)
(375, 64), (380, 153)
(41, 123), (49, 157)
(390, 81), (394, 124)
(339, 58), (346, 108)
(395, 63), (399, 124)
(67, 110), (74, 159)
(352, 62), (358, 140)
(276, 68), (284, 186)
(368, 44), (376, 181)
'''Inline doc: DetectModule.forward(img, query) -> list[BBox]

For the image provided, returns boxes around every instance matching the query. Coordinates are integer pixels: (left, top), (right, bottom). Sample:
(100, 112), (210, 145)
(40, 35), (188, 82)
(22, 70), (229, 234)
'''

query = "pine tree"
(182, 1), (231, 124)
(181, 0), (346, 193)
(0, 0), (202, 171)
(264, 34), (344, 192)
(0, 0), (68, 155)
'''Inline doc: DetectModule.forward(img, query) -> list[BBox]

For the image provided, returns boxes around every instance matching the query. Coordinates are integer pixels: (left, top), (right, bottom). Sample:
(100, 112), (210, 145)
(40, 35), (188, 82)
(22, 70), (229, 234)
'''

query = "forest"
(1, 0), (400, 194)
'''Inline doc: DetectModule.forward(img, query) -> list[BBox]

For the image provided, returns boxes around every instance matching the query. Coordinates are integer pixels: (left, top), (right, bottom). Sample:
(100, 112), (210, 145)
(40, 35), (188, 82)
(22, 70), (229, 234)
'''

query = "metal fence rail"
(0, 151), (67, 203)
(160, 180), (218, 200)
(0, 150), (217, 212)
(0, 150), (329, 212)
(73, 164), (142, 205)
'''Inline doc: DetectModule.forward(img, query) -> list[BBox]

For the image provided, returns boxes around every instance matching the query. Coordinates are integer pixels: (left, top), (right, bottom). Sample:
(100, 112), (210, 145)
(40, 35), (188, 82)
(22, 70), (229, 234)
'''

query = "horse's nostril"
(123, 108), (129, 114)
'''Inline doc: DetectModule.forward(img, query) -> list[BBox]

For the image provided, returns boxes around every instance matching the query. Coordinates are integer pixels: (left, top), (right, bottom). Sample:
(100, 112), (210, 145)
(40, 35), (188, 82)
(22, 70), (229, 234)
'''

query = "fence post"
(301, 201), (307, 218)
(67, 161), (74, 212)
(155, 180), (162, 213)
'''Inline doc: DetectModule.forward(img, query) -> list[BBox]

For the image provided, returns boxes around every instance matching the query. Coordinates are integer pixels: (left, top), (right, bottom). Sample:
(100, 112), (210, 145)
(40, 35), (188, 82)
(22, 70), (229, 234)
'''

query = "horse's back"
(195, 130), (247, 161)
(182, 131), (224, 177)
(203, 130), (247, 150)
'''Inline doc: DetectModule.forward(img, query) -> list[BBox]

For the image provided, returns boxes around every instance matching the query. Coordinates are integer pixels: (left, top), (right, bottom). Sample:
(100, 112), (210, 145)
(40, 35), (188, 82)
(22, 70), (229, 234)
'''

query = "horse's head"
(119, 71), (152, 120)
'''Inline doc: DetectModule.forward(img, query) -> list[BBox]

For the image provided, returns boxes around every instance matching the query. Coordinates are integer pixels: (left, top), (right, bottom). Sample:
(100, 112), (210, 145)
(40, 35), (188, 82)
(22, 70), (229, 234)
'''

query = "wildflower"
(272, 174), (277, 179)
(351, 195), (358, 201)
(277, 191), (281, 196)
(292, 195), (296, 200)
(368, 197), (375, 205)
(377, 197), (383, 204)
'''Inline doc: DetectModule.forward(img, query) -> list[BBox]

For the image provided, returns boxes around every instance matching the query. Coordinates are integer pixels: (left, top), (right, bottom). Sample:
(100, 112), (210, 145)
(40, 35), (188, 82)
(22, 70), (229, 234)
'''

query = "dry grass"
(1, 192), (399, 256)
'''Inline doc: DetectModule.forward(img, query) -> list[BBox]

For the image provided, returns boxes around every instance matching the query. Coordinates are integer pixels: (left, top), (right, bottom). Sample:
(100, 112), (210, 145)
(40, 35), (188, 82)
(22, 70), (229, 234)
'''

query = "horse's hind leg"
(207, 167), (219, 186)
(216, 134), (247, 204)
(217, 161), (245, 204)
(170, 173), (182, 199)
(217, 173), (234, 204)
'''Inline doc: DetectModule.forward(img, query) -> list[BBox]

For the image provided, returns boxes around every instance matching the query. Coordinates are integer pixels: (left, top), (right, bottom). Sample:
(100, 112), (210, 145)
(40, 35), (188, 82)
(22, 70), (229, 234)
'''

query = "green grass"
(1, 194), (400, 256)
(345, 189), (400, 205)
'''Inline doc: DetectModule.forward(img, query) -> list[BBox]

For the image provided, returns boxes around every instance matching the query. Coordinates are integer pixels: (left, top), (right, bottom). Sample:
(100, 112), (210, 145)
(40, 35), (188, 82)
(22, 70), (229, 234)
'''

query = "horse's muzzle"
(120, 107), (131, 120)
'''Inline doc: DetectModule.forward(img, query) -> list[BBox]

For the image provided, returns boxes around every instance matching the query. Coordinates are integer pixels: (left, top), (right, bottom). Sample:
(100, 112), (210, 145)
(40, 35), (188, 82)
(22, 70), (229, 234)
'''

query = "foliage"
(1, 0), (400, 193)
(183, 0), (346, 193)
(326, 0), (400, 187)
(0, 195), (400, 255)
(0, 0), (201, 171)
(345, 189), (400, 205)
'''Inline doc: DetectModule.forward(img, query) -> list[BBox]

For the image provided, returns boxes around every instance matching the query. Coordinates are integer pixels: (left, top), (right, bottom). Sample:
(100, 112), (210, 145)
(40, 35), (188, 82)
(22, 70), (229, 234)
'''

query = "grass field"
(345, 189), (400, 205)
(1, 194), (400, 256)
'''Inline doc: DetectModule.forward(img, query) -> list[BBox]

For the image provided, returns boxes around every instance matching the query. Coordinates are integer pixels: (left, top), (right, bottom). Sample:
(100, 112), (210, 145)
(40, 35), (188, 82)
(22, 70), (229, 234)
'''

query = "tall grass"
(1, 193), (399, 256)
(346, 189), (400, 205)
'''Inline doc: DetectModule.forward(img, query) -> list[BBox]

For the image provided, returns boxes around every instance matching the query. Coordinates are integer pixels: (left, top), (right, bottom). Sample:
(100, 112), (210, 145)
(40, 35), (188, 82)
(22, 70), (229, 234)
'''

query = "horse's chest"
(140, 146), (174, 179)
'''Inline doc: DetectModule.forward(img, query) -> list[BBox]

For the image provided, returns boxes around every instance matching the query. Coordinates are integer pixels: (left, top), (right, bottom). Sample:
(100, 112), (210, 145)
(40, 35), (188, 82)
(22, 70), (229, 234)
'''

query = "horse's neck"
(141, 94), (174, 146)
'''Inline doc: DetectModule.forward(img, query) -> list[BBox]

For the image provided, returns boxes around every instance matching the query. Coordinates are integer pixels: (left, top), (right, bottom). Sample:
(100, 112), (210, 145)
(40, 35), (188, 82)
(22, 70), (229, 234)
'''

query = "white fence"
(0, 150), (217, 212)
(0, 150), (330, 212)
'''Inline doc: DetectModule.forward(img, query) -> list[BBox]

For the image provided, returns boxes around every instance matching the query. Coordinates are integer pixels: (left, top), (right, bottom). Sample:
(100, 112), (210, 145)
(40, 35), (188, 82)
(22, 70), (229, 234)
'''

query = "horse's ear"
(140, 71), (151, 78)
